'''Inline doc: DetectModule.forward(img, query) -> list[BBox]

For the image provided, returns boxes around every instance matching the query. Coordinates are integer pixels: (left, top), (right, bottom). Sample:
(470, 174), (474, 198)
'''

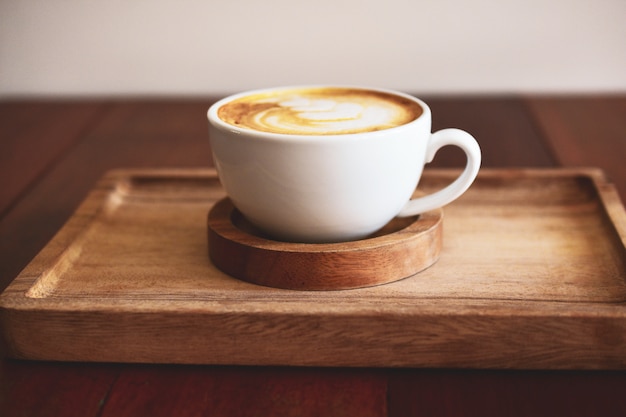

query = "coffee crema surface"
(217, 87), (423, 135)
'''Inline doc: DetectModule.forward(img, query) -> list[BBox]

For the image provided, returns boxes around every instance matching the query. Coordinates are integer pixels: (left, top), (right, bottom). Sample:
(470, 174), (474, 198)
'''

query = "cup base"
(207, 198), (443, 290)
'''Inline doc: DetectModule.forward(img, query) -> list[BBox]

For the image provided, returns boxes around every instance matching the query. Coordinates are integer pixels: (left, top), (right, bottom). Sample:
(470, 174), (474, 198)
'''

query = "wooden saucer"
(207, 198), (443, 290)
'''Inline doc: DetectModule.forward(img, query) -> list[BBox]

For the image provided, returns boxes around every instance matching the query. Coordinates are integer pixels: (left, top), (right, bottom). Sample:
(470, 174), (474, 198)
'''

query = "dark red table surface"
(1, 95), (625, 416)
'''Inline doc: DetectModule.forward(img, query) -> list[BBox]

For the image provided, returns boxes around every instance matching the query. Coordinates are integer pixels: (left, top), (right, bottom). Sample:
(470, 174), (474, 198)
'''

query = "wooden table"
(1, 95), (625, 416)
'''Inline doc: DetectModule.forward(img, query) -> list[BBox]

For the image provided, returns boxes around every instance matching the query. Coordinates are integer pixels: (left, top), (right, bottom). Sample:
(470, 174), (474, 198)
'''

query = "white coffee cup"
(207, 85), (481, 243)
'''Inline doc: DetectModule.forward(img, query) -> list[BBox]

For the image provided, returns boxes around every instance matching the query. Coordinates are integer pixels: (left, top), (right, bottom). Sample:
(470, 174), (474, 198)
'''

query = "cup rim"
(207, 85), (430, 142)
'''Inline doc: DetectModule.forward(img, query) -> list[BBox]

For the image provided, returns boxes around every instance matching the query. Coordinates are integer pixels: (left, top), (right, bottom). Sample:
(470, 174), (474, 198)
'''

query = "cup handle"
(397, 128), (481, 217)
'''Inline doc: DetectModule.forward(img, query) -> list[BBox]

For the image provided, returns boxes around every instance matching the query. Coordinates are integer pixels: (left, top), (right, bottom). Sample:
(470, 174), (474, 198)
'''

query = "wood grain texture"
(0, 95), (556, 251)
(525, 96), (626, 199)
(0, 361), (387, 417)
(100, 366), (387, 417)
(2, 168), (625, 368)
(0, 100), (109, 217)
(0, 100), (213, 291)
(208, 197), (442, 290)
(0, 97), (554, 293)
(1, 96), (625, 417)
(425, 96), (556, 167)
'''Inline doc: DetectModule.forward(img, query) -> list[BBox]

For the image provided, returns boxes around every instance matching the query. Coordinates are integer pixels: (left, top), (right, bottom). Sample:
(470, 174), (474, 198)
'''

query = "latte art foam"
(217, 88), (422, 135)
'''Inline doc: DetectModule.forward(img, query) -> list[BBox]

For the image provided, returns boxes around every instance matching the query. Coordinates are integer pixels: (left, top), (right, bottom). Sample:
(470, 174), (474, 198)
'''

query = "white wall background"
(1, 0), (625, 97)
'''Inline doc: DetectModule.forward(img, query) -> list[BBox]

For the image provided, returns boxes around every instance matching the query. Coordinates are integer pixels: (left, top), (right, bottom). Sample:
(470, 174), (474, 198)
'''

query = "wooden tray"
(1, 168), (626, 369)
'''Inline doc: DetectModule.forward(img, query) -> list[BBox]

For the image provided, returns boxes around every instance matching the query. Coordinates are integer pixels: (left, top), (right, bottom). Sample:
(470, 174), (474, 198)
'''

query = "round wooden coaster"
(207, 198), (443, 290)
